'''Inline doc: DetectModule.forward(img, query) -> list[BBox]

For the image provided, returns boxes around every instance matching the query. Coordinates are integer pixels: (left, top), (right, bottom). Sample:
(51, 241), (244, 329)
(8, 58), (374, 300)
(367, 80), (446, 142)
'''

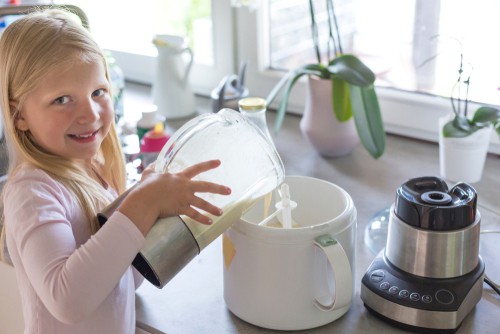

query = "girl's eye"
(54, 96), (70, 105)
(92, 88), (106, 97)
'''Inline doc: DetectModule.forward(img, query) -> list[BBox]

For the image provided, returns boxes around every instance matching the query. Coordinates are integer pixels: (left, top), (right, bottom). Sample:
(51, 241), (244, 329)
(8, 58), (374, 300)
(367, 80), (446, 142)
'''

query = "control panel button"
(410, 293), (420, 301)
(398, 290), (410, 298)
(435, 289), (455, 305)
(388, 286), (400, 295)
(370, 270), (385, 282)
(422, 295), (433, 303)
(380, 282), (390, 290)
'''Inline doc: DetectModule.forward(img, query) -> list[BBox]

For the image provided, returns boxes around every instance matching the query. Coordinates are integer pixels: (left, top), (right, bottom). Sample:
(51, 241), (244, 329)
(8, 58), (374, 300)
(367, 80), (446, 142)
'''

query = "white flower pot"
(300, 76), (359, 157)
(438, 115), (492, 183)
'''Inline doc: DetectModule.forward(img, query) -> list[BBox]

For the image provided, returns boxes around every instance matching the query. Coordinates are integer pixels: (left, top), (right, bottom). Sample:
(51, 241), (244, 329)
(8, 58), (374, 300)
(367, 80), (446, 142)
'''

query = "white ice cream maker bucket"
(223, 175), (356, 330)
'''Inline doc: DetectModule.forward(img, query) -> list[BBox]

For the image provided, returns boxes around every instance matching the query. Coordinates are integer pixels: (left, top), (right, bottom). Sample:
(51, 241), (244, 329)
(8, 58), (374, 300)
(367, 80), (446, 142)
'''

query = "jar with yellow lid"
(238, 97), (273, 144)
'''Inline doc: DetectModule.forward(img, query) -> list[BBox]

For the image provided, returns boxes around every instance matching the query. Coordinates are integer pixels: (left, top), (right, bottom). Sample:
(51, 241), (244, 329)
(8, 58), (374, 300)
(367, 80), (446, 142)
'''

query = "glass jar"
(238, 97), (274, 144)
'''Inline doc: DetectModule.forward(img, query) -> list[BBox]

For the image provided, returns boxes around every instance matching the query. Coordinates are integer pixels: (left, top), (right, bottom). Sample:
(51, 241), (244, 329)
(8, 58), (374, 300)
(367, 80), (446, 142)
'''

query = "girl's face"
(15, 58), (114, 163)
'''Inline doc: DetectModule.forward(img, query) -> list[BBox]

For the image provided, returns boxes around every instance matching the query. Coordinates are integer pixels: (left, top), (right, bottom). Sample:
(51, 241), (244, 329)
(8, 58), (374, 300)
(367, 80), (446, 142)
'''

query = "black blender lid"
(394, 176), (477, 230)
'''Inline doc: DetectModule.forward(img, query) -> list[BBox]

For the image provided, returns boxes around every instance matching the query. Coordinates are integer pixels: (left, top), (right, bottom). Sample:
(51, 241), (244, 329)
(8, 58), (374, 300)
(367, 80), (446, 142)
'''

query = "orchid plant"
(441, 54), (500, 138)
(266, 0), (385, 159)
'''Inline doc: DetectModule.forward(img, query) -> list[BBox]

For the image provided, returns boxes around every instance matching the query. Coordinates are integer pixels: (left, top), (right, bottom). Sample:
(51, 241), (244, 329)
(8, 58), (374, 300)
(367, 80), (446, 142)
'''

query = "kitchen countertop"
(124, 83), (500, 334)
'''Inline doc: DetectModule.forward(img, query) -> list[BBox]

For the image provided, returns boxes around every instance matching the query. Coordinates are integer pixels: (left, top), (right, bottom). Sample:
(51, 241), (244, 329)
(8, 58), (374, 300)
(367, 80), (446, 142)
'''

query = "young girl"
(0, 9), (230, 334)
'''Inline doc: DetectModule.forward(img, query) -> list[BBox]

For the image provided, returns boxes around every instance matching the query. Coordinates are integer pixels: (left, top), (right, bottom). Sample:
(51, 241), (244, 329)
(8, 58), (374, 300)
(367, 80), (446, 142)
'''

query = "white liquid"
(263, 191), (272, 220)
(183, 196), (261, 250)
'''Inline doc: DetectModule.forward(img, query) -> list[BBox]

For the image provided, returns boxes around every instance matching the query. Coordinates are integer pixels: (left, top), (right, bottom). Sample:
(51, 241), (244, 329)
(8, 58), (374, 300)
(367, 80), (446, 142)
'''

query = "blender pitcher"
(98, 109), (285, 288)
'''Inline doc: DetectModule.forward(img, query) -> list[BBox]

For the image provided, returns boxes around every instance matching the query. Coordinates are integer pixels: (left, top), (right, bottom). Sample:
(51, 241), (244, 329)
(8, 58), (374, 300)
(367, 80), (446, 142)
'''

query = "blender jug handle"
(313, 235), (353, 312)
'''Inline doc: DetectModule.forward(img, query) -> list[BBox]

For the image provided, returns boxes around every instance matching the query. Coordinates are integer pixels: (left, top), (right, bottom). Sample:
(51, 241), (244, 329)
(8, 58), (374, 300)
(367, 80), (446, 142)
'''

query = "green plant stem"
(464, 76), (470, 118)
(309, 0), (321, 64)
(327, 0), (343, 54)
(325, 0), (338, 58)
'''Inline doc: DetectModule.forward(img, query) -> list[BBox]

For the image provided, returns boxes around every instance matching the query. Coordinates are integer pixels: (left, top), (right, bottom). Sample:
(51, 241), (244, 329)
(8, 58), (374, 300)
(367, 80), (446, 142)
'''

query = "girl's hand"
(118, 160), (231, 236)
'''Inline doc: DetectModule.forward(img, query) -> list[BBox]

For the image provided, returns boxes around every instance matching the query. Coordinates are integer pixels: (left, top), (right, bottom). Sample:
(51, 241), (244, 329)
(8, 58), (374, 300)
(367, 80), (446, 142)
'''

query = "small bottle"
(238, 97), (274, 144)
(140, 122), (170, 168)
(137, 105), (163, 142)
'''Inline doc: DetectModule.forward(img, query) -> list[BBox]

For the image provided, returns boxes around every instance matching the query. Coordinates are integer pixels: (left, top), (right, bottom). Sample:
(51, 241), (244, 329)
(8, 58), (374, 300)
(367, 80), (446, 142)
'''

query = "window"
(236, 0), (500, 151)
(56, 0), (234, 93)
(267, 0), (500, 106)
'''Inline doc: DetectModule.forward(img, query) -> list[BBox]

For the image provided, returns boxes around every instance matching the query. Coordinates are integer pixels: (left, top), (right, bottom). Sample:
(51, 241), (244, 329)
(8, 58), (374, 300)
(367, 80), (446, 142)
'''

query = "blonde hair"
(0, 8), (126, 260)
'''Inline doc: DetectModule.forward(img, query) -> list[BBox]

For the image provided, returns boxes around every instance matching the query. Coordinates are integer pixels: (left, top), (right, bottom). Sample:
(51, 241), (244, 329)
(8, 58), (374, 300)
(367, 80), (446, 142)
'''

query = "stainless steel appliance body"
(385, 211), (480, 279)
(361, 176), (484, 333)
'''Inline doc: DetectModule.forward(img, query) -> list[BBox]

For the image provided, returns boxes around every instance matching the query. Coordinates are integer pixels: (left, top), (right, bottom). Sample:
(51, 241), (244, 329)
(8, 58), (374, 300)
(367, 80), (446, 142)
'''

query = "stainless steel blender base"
(360, 252), (484, 333)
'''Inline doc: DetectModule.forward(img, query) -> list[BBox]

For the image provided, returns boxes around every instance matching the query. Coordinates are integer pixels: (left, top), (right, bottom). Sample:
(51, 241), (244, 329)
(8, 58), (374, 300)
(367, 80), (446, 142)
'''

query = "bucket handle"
(313, 234), (353, 311)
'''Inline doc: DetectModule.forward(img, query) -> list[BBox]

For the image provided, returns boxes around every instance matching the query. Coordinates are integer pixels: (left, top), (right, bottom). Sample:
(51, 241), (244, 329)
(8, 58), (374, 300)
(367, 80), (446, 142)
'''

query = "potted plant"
(266, 0), (385, 159)
(439, 53), (500, 183)
(441, 54), (500, 138)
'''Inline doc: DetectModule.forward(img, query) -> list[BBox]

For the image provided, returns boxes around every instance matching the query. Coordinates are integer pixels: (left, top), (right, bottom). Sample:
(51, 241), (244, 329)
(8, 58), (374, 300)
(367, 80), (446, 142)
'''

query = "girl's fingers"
(182, 207), (214, 225)
(179, 196), (225, 225)
(181, 160), (221, 179)
(191, 180), (231, 195)
(190, 196), (223, 217)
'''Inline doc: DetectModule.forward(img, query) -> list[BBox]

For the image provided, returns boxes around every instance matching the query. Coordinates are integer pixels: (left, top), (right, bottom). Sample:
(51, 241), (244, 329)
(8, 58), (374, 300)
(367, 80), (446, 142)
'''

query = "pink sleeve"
(4, 171), (145, 323)
(132, 267), (145, 290)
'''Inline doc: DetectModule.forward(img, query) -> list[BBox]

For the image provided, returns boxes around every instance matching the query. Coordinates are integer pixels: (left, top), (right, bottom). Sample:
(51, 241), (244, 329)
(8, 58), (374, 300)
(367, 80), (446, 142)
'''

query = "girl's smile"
(15, 58), (114, 162)
(68, 129), (100, 143)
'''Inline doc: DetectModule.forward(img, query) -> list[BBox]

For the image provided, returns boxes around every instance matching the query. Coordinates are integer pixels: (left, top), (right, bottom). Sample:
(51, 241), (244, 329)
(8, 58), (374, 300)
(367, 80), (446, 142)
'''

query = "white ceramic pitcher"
(152, 34), (196, 119)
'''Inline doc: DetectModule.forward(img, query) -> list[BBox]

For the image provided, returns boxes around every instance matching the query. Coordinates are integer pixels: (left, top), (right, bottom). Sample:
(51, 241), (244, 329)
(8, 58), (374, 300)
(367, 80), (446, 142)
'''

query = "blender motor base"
(360, 253), (484, 333)
(363, 303), (461, 334)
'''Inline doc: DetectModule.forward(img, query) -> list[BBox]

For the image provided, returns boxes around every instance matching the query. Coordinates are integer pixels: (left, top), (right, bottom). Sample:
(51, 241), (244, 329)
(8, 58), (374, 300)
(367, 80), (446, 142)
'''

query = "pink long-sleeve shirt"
(4, 164), (146, 334)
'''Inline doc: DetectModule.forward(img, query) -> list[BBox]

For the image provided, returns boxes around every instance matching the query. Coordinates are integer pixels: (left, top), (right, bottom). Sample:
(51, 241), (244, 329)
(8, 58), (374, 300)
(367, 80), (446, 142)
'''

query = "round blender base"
(360, 253), (484, 333)
(363, 304), (461, 334)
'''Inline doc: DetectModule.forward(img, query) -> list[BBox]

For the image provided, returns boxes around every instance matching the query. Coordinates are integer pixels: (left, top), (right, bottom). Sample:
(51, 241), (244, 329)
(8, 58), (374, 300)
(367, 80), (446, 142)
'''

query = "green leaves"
(332, 78), (352, 121)
(442, 118), (473, 138)
(329, 55), (385, 159)
(327, 55), (375, 86)
(443, 106), (500, 138)
(349, 85), (385, 159)
(266, 66), (320, 134)
(471, 106), (500, 124)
